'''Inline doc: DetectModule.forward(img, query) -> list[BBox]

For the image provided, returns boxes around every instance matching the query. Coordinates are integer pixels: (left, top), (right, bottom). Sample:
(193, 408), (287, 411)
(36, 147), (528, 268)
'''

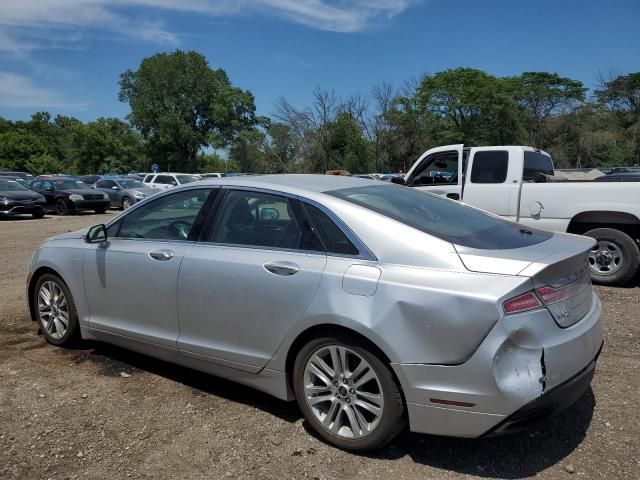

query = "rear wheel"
(585, 228), (640, 285)
(32, 274), (80, 346)
(293, 335), (405, 451)
(55, 199), (68, 216)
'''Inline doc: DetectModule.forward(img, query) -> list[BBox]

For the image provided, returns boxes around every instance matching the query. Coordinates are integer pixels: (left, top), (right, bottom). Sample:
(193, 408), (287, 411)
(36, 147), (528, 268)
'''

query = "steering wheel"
(168, 220), (191, 240)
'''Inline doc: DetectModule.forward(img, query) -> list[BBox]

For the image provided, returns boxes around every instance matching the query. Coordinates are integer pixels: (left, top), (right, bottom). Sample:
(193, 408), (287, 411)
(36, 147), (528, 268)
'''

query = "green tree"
(507, 72), (586, 147)
(25, 153), (64, 175)
(326, 112), (371, 173)
(119, 50), (259, 172)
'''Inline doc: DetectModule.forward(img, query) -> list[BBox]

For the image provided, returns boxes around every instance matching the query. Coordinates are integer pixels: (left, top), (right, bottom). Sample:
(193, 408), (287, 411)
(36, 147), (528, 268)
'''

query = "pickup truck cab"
(142, 173), (202, 191)
(405, 145), (640, 285)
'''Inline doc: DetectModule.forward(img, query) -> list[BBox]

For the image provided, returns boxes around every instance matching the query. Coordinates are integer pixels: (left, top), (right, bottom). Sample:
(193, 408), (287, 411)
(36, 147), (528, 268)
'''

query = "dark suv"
(30, 177), (110, 215)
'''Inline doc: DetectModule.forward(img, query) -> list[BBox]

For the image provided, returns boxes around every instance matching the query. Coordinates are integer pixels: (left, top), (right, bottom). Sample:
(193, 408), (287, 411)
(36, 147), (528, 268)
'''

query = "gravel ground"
(0, 213), (638, 480)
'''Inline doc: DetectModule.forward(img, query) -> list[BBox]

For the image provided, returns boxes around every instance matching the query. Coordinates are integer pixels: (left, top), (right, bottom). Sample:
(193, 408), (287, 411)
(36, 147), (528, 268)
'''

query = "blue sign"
(151, 163), (159, 173)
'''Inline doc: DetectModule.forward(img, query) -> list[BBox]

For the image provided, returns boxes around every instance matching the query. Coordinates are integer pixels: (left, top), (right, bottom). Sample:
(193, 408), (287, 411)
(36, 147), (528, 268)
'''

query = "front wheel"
(32, 274), (80, 346)
(55, 199), (68, 216)
(585, 228), (640, 285)
(32, 211), (45, 219)
(293, 335), (405, 451)
(95, 208), (107, 214)
(121, 197), (132, 210)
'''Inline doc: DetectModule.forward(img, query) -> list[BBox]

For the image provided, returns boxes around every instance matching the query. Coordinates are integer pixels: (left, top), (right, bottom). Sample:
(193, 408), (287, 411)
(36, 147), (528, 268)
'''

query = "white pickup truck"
(403, 144), (640, 286)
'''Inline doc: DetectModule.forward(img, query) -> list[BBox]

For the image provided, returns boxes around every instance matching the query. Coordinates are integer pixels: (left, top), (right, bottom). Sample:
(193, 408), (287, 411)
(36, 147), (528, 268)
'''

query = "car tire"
(121, 197), (132, 210)
(55, 199), (68, 216)
(32, 273), (81, 347)
(585, 228), (640, 285)
(293, 334), (406, 451)
(32, 211), (45, 219)
(95, 208), (107, 214)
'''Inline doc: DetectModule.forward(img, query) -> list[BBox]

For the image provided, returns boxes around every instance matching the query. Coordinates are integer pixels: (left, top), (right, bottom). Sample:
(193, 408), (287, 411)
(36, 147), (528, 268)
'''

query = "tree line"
(1, 50), (638, 175)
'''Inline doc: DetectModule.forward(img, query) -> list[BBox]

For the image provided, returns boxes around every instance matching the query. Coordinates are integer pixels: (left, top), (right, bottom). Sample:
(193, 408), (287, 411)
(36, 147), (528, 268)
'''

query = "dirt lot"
(1, 213), (638, 480)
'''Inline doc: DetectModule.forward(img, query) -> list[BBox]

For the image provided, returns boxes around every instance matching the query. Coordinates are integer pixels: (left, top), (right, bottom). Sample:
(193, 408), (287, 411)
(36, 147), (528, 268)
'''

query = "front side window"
(114, 189), (213, 240)
(143, 174), (155, 183)
(210, 190), (320, 251)
(470, 151), (509, 184)
(328, 185), (551, 250)
(409, 151), (459, 186)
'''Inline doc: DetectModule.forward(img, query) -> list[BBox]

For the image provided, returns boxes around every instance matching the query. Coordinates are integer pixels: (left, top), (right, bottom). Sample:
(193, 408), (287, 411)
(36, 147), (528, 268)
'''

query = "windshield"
(176, 175), (201, 184)
(0, 179), (28, 191)
(53, 179), (87, 190)
(118, 180), (144, 189)
(328, 185), (552, 250)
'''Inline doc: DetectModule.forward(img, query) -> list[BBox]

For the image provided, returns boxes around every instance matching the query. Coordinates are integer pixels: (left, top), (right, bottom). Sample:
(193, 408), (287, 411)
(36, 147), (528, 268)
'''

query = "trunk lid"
(455, 232), (595, 328)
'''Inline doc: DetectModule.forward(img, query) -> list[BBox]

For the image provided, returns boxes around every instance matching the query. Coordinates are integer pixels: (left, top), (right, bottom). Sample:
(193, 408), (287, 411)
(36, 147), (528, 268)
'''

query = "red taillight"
(503, 291), (543, 314)
(537, 283), (580, 305)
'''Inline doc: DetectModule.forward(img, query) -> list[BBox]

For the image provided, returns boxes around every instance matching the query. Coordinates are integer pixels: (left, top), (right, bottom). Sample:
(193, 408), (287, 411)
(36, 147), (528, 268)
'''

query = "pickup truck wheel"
(585, 228), (640, 285)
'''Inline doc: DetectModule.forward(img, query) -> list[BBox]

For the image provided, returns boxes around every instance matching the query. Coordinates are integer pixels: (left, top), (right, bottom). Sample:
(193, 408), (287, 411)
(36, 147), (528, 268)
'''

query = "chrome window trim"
(202, 185), (376, 261)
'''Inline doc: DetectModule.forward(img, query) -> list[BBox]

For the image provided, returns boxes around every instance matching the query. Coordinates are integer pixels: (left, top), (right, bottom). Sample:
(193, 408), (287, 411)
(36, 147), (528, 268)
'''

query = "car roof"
(194, 174), (382, 195)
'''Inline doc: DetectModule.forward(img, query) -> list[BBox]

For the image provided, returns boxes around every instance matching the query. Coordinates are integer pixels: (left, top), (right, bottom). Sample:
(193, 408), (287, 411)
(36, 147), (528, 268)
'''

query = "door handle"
(446, 193), (460, 200)
(148, 249), (174, 261)
(264, 262), (300, 276)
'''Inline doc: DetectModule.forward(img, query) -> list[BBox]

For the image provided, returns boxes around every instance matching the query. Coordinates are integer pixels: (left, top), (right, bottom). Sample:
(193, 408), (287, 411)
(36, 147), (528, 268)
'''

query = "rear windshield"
(328, 185), (552, 250)
(523, 151), (554, 181)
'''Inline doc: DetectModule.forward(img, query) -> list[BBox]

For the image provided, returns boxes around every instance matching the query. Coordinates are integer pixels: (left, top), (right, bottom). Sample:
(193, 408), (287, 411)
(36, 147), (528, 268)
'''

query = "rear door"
(406, 144), (464, 200)
(461, 148), (519, 218)
(177, 188), (327, 372)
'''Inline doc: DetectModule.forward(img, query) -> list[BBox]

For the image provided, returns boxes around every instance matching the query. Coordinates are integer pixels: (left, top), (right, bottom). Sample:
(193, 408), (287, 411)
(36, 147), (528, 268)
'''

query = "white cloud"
(0, 0), (416, 53)
(0, 72), (87, 109)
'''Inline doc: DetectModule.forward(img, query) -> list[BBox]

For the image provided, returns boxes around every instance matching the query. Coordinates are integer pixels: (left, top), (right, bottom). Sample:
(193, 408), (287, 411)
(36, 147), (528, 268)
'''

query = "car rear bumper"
(392, 292), (603, 437)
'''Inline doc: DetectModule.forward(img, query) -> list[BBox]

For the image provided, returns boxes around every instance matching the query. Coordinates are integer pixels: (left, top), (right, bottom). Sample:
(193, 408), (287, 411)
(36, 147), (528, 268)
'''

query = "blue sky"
(0, 0), (638, 122)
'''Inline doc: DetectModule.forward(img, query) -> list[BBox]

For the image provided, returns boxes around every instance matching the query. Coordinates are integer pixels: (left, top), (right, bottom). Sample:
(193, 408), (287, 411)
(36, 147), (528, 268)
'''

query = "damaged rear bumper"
(483, 343), (602, 436)
(392, 292), (602, 437)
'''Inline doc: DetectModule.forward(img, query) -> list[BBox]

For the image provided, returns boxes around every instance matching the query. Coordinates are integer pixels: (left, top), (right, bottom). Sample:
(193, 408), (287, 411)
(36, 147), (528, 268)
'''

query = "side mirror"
(85, 224), (107, 244)
(44, 187), (53, 192)
(171, 181), (178, 186)
(112, 186), (120, 190)
(390, 176), (406, 186)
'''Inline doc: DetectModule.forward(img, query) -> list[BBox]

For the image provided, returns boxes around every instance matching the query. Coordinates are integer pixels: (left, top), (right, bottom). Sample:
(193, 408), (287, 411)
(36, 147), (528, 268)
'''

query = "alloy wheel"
(37, 281), (70, 340)
(122, 197), (132, 209)
(303, 345), (384, 439)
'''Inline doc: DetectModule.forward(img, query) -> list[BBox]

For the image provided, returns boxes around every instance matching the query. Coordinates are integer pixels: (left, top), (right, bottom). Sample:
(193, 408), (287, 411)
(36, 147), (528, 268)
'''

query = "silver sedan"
(27, 175), (603, 451)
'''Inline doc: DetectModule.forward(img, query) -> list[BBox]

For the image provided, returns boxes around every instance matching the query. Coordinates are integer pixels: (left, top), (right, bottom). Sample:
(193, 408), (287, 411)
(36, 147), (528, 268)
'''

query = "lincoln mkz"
(27, 175), (602, 451)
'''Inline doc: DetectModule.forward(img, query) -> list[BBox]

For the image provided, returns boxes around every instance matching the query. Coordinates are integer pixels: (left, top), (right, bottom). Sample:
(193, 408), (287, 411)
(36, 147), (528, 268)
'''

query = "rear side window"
(155, 175), (174, 185)
(303, 203), (359, 256)
(328, 185), (552, 250)
(470, 151), (508, 184)
(143, 174), (154, 183)
(523, 151), (554, 182)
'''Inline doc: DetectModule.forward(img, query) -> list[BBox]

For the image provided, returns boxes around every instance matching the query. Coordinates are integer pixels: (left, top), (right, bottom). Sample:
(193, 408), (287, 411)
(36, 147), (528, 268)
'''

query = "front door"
(177, 188), (327, 371)
(83, 187), (215, 347)
(405, 144), (464, 200)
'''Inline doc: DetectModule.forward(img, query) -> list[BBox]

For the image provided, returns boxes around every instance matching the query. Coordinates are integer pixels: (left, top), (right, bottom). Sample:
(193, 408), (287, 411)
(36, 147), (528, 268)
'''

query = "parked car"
(404, 145), (640, 285)
(27, 175), (602, 451)
(0, 178), (46, 218)
(29, 177), (110, 215)
(93, 176), (158, 209)
(594, 172), (640, 182)
(142, 173), (202, 190)
(200, 172), (223, 178)
(79, 174), (102, 185)
(0, 171), (35, 182)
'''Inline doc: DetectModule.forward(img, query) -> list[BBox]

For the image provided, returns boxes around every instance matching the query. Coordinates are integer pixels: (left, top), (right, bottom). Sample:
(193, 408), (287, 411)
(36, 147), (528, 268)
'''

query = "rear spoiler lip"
(454, 232), (595, 277)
